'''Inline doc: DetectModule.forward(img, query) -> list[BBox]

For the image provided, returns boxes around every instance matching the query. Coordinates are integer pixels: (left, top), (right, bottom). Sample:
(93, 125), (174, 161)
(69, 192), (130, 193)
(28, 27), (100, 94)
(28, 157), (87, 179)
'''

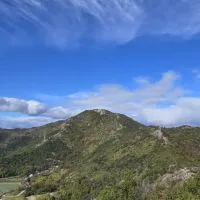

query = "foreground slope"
(0, 109), (200, 199)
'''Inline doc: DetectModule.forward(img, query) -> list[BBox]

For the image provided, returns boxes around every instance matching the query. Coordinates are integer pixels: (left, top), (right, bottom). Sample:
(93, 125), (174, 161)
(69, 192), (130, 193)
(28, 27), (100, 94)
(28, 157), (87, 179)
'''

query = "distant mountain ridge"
(0, 109), (200, 199)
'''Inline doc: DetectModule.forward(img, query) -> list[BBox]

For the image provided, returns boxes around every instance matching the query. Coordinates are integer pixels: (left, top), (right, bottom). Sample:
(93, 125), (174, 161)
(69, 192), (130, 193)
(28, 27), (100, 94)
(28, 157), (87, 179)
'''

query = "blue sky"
(0, 0), (200, 128)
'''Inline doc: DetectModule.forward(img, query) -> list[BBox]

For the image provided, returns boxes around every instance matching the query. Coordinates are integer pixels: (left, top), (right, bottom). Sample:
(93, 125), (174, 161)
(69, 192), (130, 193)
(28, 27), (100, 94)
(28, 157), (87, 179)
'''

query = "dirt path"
(1, 190), (25, 199)
(16, 190), (25, 197)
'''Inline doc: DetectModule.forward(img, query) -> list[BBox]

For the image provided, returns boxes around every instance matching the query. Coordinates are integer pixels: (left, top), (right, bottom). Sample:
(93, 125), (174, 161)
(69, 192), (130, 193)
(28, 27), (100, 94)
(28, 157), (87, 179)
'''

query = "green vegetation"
(0, 110), (200, 199)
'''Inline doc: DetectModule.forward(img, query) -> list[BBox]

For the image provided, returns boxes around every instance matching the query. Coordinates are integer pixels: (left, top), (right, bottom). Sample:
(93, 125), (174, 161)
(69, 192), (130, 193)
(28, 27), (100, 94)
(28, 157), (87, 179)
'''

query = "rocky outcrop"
(151, 128), (169, 144)
(156, 168), (195, 188)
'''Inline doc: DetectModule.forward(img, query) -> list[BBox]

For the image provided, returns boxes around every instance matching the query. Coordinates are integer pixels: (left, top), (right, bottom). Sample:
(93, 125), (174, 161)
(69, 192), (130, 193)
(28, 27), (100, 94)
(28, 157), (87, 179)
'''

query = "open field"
(0, 179), (21, 193)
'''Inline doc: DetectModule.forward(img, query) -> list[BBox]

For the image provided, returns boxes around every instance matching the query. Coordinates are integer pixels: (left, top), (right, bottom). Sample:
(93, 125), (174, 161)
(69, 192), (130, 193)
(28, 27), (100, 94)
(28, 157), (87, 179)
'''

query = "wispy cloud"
(1, 0), (200, 48)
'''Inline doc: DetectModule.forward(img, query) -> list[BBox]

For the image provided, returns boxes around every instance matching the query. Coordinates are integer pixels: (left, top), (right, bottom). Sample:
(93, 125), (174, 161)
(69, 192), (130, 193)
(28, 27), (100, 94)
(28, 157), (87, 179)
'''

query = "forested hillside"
(0, 110), (200, 199)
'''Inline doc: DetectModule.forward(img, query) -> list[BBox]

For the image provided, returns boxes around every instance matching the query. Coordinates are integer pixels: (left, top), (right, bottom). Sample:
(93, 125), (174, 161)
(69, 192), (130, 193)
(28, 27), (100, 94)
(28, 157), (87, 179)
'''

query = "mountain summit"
(0, 110), (200, 199)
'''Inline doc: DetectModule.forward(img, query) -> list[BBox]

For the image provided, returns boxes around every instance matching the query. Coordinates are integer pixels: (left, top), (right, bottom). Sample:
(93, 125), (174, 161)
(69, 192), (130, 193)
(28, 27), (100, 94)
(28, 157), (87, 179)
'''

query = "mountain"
(0, 109), (200, 200)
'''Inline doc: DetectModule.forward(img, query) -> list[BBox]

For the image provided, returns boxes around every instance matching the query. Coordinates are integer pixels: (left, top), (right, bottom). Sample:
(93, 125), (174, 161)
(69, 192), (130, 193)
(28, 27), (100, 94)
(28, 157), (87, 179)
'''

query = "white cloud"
(64, 71), (192, 126)
(0, 97), (73, 120)
(140, 97), (200, 127)
(1, 0), (200, 48)
(66, 74), (200, 127)
(0, 97), (47, 115)
(1, 71), (200, 128)
(68, 71), (183, 110)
